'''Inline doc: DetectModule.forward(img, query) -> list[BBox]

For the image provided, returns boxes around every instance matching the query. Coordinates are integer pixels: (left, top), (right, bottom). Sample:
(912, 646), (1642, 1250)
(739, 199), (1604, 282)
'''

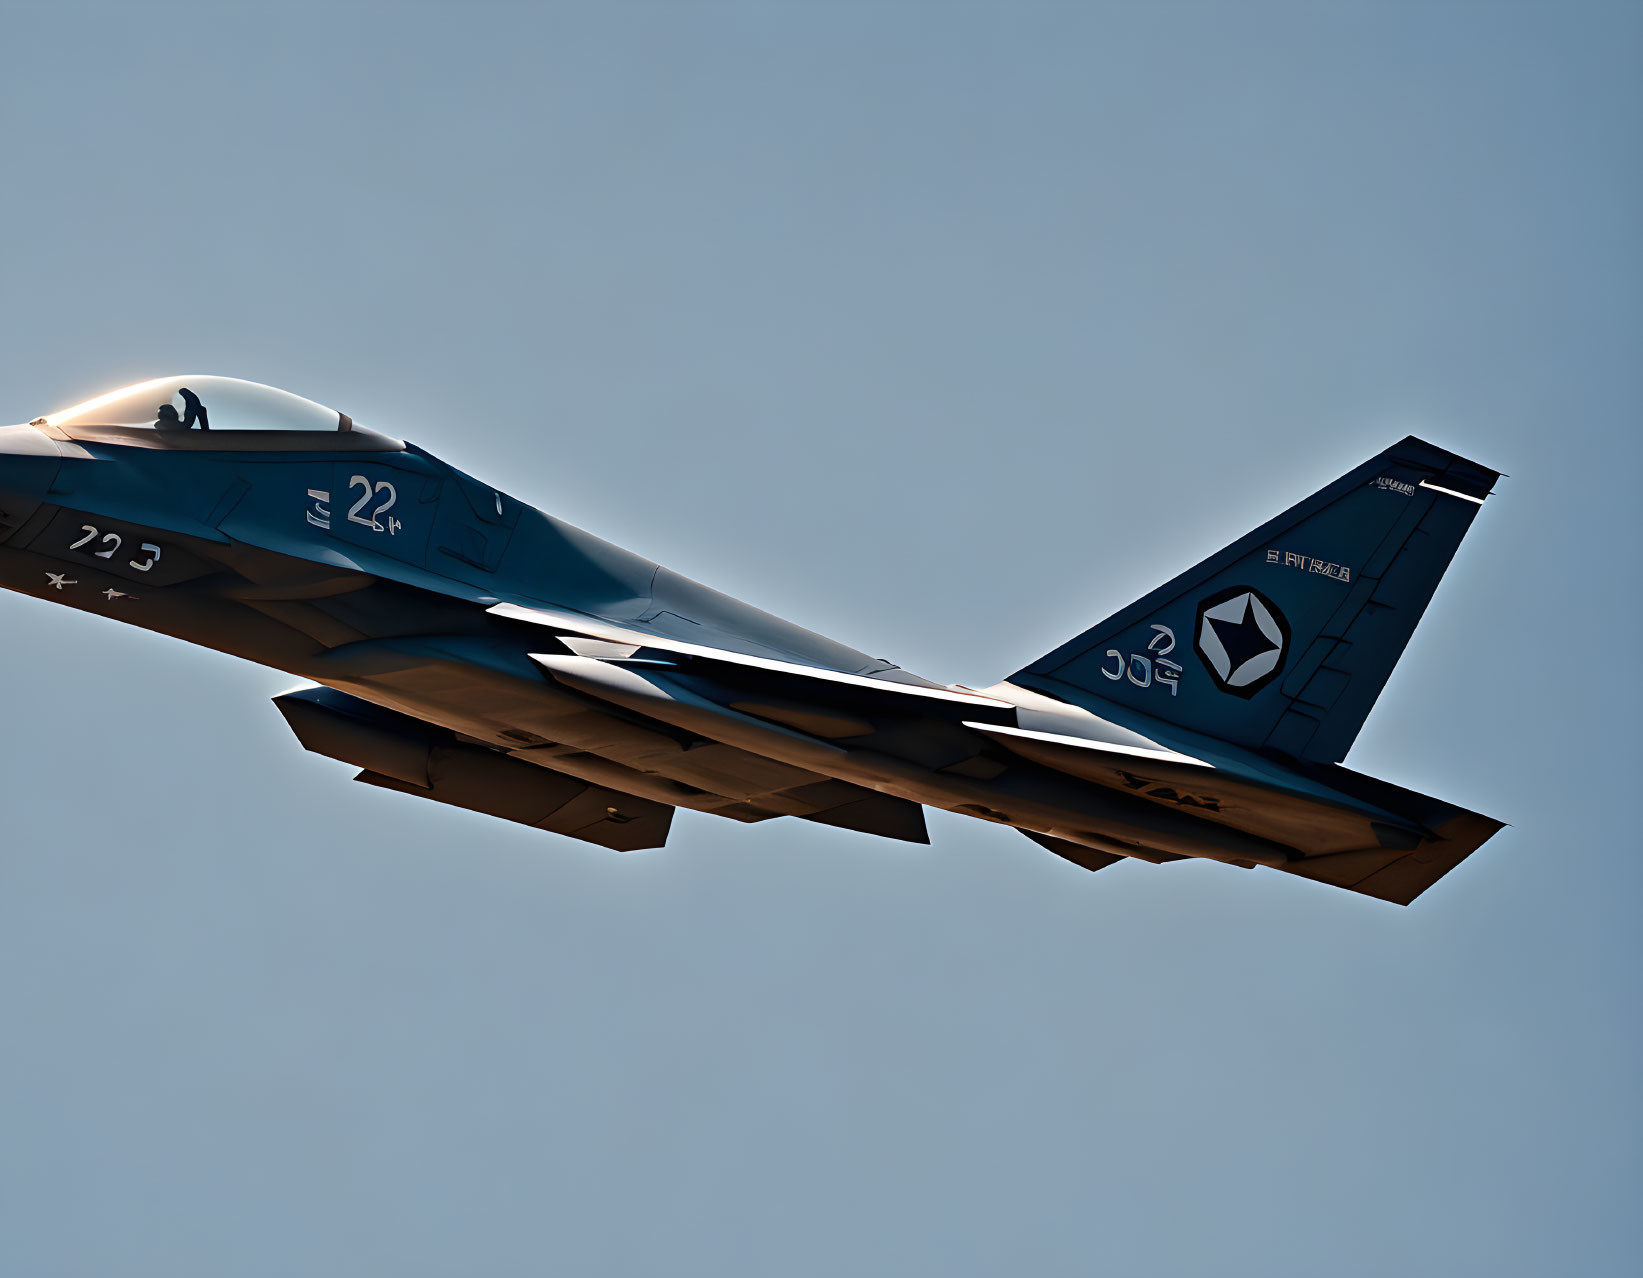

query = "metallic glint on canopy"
(43, 375), (351, 433)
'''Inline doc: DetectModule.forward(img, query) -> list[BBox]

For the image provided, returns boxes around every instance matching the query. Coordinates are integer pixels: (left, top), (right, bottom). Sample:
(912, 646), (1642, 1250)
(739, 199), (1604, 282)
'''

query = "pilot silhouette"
(178, 387), (210, 430)
(154, 403), (185, 430)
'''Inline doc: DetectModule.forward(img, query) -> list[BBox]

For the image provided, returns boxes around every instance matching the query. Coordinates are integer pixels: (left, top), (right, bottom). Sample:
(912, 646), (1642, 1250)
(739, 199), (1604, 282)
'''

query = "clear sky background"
(1, 3), (1638, 1275)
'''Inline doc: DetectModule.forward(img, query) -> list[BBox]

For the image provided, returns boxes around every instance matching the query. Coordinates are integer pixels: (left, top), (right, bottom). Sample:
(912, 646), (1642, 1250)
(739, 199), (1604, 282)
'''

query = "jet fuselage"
(0, 376), (1504, 903)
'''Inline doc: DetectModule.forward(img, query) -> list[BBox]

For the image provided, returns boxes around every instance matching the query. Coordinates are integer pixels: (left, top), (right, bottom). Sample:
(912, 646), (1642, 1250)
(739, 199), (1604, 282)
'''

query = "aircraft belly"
(319, 647), (930, 839)
(317, 641), (1456, 878)
(507, 746), (762, 818)
(274, 686), (674, 851)
(295, 639), (888, 825)
(526, 654), (1297, 866)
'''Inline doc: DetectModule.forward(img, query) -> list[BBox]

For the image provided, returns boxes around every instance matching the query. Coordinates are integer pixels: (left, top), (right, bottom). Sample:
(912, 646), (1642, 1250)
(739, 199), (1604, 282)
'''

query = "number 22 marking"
(347, 475), (399, 533)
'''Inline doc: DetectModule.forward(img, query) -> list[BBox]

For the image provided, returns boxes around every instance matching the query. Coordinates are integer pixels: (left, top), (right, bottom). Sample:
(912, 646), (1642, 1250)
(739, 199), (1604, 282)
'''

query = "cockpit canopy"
(34, 376), (403, 451)
(44, 375), (351, 432)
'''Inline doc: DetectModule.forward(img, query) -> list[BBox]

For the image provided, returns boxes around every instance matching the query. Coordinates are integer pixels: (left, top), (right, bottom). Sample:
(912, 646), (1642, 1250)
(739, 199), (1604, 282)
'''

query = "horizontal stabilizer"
(1274, 791), (1504, 900)
(967, 719), (1422, 859)
(977, 716), (1501, 902)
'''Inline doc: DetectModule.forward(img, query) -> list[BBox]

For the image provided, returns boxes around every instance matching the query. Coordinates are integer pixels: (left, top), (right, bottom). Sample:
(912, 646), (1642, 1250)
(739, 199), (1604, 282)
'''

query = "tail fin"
(1011, 437), (1498, 764)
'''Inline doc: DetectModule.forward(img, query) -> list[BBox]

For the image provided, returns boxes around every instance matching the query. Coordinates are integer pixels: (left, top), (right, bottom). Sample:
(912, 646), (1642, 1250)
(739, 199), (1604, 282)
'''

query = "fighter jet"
(0, 375), (1503, 904)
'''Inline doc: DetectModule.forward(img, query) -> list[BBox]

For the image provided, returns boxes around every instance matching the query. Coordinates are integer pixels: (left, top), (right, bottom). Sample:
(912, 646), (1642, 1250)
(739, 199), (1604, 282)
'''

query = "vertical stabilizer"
(1011, 438), (1497, 764)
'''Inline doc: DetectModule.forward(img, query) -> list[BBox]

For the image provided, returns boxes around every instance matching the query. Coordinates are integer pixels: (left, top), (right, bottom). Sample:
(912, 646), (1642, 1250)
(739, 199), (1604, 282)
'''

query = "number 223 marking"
(71, 525), (161, 571)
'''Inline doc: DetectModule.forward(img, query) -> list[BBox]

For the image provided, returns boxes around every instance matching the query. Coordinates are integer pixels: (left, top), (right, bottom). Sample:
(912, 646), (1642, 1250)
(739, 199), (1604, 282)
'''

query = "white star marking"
(102, 588), (133, 601)
(45, 573), (77, 591)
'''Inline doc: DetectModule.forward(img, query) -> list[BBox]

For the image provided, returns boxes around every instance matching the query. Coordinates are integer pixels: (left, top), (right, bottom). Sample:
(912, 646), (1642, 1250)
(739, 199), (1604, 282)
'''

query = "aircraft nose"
(0, 424), (64, 538)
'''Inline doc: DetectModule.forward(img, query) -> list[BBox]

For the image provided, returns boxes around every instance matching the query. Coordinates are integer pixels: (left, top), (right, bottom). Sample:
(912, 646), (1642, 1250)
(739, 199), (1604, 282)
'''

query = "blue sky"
(1, 4), (1638, 1274)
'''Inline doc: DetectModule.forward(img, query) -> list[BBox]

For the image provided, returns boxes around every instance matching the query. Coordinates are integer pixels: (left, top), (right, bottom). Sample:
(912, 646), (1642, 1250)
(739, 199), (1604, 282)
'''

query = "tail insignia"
(1194, 587), (1290, 697)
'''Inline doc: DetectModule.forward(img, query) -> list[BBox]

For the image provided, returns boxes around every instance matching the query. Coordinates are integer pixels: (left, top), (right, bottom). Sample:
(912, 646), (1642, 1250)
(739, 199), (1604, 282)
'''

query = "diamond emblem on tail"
(1194, 586), (1289, 697)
